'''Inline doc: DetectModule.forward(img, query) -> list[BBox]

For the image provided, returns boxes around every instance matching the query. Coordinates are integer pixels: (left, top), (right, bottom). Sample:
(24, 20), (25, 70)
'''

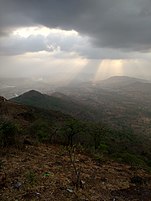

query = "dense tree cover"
(0, 109), (150, 169)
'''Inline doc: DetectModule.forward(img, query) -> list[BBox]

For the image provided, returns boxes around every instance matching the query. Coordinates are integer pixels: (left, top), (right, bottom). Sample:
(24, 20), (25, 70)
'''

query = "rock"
(130, 176), (143, 186)
(100, 177), (107, 183)
(22, 191), (41, 199)
(67, 188), (74, 193)
(12, 180), (22, 189)
(0, 172), (6, 188)
(23, 139), (32, 145)
(0, 96), (7, 102)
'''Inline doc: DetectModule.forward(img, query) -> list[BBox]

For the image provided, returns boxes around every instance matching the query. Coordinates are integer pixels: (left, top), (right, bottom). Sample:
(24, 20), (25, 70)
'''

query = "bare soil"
(0, 144), (151, 201)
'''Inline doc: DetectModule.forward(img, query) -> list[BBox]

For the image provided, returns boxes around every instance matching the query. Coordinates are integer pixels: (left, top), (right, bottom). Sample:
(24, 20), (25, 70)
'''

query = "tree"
(88, 122), (107, 150)
(29, 119), (53, 142)
(62, 119), (82, 146)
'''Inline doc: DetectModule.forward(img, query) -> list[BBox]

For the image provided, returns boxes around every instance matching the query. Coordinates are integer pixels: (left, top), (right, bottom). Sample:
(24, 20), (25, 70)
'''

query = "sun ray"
(93, 59), (124, 82)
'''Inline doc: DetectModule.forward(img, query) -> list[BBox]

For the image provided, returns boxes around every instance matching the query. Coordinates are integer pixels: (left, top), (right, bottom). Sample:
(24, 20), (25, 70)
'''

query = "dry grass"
(0, 144), (151, 201)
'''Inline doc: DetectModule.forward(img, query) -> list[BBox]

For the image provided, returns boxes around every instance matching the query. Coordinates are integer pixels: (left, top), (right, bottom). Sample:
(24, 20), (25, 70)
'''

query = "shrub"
(98, 143), (109, 154)
(0, 119), (19, 147)
(29, 120), (52, 142)
(26, 170), (36, 185)
(116, 152), (146, 167)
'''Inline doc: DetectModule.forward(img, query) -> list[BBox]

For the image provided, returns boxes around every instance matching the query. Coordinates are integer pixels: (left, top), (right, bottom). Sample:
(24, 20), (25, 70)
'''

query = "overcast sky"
(0, 0), (151, 80)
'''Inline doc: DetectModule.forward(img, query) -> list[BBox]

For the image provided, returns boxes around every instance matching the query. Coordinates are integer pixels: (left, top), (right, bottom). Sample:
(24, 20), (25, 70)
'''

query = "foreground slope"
(1, 144), (151, 201)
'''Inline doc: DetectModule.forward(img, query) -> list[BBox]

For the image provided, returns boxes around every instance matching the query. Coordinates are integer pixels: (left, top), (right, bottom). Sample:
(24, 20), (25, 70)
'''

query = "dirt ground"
(1, 144), (151, 201)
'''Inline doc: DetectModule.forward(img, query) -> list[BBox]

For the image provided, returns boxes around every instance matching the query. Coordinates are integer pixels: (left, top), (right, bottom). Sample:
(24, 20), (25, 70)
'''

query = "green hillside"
(11, 90), (95, 121)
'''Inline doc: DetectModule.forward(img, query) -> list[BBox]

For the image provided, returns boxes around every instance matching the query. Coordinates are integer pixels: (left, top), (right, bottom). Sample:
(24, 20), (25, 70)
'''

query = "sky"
(0, 0), (151, 81)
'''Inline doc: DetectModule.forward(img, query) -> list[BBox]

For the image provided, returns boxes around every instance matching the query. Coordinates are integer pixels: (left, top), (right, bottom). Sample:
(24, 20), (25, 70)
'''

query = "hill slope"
(11, 90), (95, 121)
(0, 95), (74, 134)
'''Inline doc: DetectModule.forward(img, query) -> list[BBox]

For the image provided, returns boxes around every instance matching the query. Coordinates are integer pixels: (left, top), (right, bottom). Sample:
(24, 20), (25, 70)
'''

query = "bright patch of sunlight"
(13, 26), (78, 38)
(94, 59), (124, 82)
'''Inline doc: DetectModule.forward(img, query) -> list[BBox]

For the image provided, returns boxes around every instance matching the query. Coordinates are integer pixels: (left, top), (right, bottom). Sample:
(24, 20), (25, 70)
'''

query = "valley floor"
(0, 144), (151, 201)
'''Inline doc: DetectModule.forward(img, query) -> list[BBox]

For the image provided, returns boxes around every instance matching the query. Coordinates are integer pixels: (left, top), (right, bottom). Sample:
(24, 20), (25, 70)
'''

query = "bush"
(0, 119), (19, 147)
(115, 152), (146, 167)
(29, 120), (53, 142)
(26, 170), (36, 185)
(98, 143), (109, 154)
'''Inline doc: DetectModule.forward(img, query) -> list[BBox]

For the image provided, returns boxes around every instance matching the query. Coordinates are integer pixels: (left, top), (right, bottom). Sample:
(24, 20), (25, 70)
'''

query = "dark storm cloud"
(1, 0), (151, 51)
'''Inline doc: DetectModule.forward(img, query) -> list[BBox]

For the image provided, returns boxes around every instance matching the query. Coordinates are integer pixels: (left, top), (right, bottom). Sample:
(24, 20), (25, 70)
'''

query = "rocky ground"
(0, 144), (151, 201)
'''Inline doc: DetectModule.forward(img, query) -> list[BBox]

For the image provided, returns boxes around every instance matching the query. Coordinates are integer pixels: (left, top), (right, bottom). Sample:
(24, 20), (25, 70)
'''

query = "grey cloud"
(0, 30), (149, 60)
(1, 0), (151, 52)
(0, 31), (83, 55)
(0, 35), (49, 55)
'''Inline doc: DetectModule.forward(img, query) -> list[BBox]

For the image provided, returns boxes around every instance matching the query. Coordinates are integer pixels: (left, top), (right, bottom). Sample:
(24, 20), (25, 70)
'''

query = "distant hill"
(119, 81), (151, 93)
(11, 90), (95, 121)
(95, 76), (148, 89)
(0, 95), (72, 127)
